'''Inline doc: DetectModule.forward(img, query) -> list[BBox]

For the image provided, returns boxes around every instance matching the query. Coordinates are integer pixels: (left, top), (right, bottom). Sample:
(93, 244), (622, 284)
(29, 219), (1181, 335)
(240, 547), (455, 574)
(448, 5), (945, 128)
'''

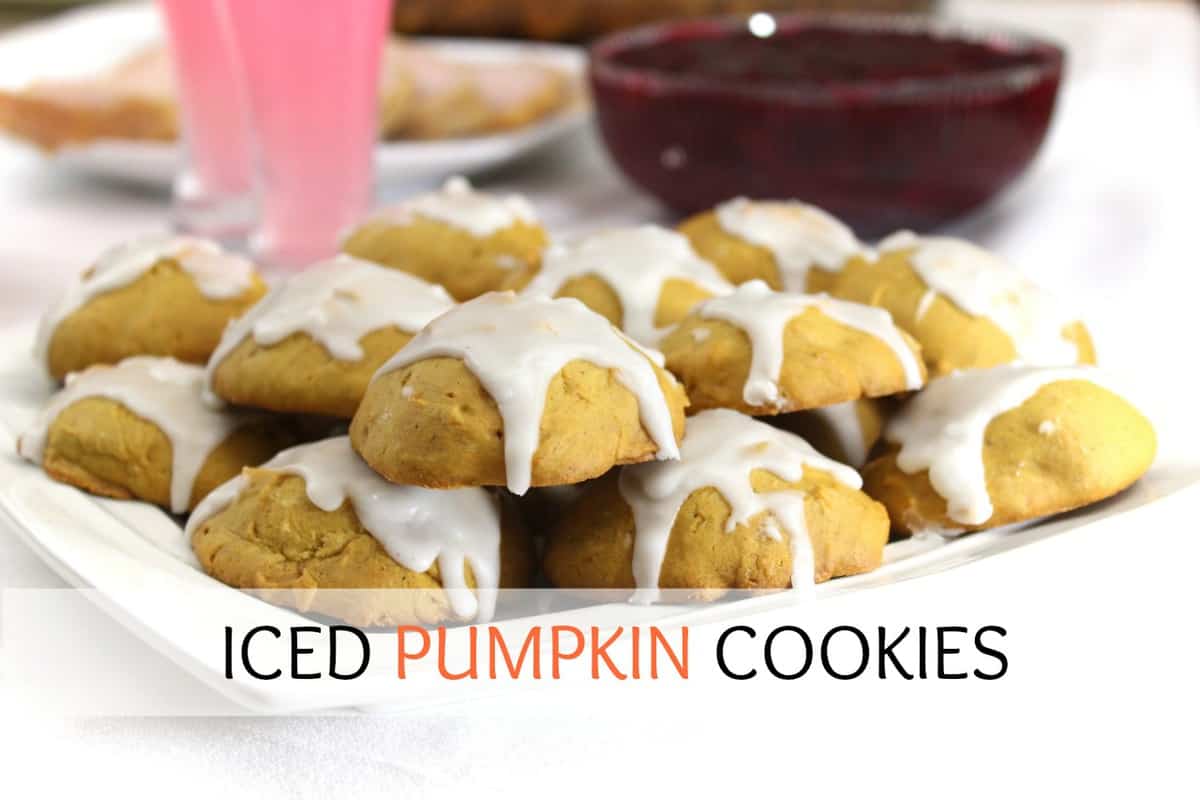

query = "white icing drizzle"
(35, 235), (258, 367)
(876, 230), (920, 252)
(523, 225), (733, 344)
(364, 176), (537, 237)
(619, 409), (862, 603)
(18, 356), (252, 513)
(808, 400), (870, 467)
(879, 232), (1080, 366)
(714, 197), (863, 290)
(915, 289), (937, 322)
(185, 436), (503, 621)
(690, 280), (924, 407)
(204, 255), (454, 399)
(886, 364), (1110, 527)
(374, 292), (681, 495)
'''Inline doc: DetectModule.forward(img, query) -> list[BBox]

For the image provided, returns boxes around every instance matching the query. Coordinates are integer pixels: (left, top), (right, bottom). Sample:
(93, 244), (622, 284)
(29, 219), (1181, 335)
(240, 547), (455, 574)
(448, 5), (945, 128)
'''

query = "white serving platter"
(0, 1), (590, 189)
(2, 319), (1197, 713)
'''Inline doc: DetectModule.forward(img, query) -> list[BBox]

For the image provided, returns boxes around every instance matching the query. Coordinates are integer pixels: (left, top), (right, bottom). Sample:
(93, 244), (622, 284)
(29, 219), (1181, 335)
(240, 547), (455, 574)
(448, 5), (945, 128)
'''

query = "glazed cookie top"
(363, 176), (538, 237)
(34, 235), (258, 366)
(877, 232), (1080, 366)
(18, 356), (255, 513)
(620, 409), (862, 603)
(689, 280), (924, 407)
(186, 436), (504, 620)
(715, 197), (864, 290)
(523, 225), (733, 344)
(373, 291), (682, 494)
(204, 255), (454, 391)
(885, 364), (1118, 526)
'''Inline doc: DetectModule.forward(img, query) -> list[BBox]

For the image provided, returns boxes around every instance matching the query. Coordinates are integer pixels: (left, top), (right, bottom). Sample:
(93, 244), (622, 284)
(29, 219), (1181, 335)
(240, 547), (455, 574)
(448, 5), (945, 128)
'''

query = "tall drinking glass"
(158, 0), (254, 239)
(223, 0), (394, 268)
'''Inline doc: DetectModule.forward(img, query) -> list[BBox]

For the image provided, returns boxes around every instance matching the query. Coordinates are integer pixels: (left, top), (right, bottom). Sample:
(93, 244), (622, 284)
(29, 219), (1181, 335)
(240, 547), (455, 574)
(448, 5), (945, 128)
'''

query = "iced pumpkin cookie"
(37, 235), (266, 380)
(862, 365), (1156, 535)
(770, 398), (888, 468)
(17, 357), (292, 513)
(518, 225), (733, 344)
(187, 437), (534, 626)
(678, 197), (864, 293)
(659, 280), (925, 415)
(341, 177), (547, 301)
(544, 409), (888, 600)
(205, 256), (454, 418)
(830, 232), (1095, 376)
(350, 292), (688, 494)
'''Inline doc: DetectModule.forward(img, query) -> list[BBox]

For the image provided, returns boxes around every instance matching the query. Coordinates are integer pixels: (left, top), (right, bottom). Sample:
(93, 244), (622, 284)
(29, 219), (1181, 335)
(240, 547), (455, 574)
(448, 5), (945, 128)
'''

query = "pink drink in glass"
(223, 0), (393, 268)
(158, 0), (254, 238)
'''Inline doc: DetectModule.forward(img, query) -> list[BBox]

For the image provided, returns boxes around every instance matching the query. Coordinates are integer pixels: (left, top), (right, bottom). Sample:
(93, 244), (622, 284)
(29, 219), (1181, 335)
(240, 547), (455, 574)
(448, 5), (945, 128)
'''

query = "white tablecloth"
(1, 2), (1197, 797)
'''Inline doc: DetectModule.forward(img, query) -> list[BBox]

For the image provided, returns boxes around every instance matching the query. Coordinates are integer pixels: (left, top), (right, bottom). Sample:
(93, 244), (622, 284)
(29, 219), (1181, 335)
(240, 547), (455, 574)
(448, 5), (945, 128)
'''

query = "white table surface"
(1, 2), (1198, 797)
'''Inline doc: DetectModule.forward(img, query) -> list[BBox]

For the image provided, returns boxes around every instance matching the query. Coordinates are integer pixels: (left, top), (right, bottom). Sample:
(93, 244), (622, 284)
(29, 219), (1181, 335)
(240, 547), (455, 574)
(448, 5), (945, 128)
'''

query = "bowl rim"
(589, 12), (1065, 104)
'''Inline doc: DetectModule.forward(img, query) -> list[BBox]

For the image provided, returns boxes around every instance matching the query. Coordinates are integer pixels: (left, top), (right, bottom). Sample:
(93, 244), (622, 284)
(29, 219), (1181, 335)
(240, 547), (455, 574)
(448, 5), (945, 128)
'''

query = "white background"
(1, 1), (1199, 797)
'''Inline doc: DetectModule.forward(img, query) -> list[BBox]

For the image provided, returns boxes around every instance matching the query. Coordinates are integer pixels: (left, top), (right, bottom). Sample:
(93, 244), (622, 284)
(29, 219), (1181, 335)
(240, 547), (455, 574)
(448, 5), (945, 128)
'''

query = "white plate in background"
(0, 1), (590, 189)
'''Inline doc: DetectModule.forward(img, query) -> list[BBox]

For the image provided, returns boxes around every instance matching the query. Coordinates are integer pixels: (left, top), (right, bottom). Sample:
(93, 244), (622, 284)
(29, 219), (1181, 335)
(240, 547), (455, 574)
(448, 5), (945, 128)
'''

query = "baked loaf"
(659, 280), (925, 415)
(187, 437), (534, 626)
(862, 365), (1156, 535)
(830, 232), (1096, 376)
(678, 198), (864, 293)
(350, 291), (688, 494)
(392, 1), (932, 41)
(205, 256), (455, 418)
(341, 177), (548, 301)
(37, 236), (266, 381)
(0, 46), (176, 151)
(517, 225), (733, 344)
(17, 357), (292, 513)
(388, 46), (571, 139)
(544, 409), (889, 599)
(0, 40), (520, 149)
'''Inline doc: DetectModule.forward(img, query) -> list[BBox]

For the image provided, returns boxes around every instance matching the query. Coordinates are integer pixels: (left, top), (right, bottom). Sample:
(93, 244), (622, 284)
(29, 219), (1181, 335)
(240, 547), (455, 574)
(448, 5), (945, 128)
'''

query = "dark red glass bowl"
(589, 14), (1064, 235)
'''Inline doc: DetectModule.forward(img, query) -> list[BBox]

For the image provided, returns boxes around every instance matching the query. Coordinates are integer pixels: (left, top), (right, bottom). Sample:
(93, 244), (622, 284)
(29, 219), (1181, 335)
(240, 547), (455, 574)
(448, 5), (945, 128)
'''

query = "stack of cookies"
(20, 179), (1157, 625)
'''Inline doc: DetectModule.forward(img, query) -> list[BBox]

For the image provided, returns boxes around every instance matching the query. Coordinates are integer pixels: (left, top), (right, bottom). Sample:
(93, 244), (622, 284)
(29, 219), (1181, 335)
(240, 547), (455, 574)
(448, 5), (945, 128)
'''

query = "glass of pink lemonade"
(223, 0), (394, 268)
(158, 0), (254, 239)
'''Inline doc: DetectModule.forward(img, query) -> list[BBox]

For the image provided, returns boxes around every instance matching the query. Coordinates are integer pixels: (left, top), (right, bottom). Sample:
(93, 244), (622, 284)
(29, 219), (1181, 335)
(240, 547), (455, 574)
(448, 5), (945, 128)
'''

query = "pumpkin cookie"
(518, 225), (733, 344)
(205, 256), (454, 418)
(350, 292), (688, 494)
(187, 437), (534, 626)
(17, 357), (292, 513)
(37, 235), (266, 381)
(862, 365), (1156, 535)
(678, 197), (864, 293)
(341, 177), (547, 301)
(659, 280), (925, 415)
(830, 232), (1096, 376)
(769, 398), (888, 468)
(544, 409), (889, 601)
